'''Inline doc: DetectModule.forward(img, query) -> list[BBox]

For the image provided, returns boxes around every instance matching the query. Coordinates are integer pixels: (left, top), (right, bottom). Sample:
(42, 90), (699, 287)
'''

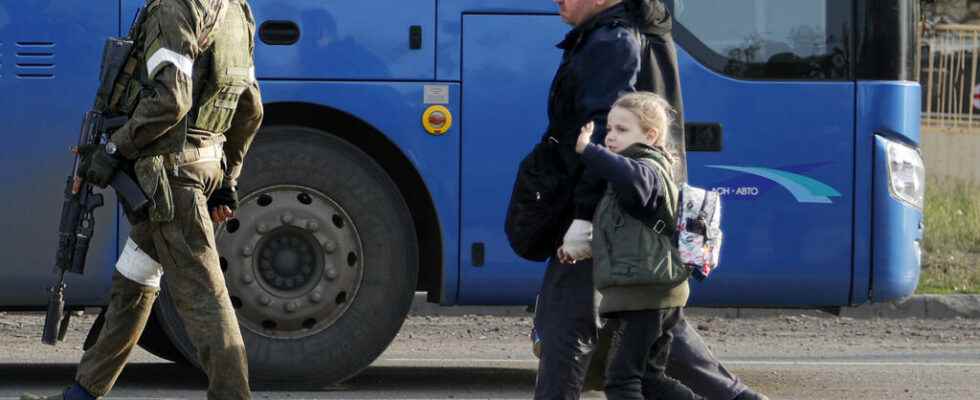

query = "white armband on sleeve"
(116, 239), (164, 288)
(146, 47), (194, 79)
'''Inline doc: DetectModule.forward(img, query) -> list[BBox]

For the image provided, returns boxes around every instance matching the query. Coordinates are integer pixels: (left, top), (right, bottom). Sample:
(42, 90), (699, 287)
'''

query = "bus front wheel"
(155, 126), (419, 388)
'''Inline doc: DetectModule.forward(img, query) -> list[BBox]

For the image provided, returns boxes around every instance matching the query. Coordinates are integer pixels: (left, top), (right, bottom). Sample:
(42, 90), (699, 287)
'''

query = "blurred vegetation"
(918, 176), (980, 294)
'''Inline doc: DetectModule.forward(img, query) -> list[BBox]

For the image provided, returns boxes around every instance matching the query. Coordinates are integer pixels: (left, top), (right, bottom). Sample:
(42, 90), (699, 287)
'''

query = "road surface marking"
(380, 358), (980, 368)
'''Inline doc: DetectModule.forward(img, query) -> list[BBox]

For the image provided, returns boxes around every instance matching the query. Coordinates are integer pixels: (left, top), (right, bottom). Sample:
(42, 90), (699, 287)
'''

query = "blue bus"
(0, 0), (923, 387)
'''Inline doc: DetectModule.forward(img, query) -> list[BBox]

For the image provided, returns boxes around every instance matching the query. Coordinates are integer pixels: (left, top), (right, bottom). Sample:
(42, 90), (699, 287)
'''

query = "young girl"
(570, 91), (703, 400)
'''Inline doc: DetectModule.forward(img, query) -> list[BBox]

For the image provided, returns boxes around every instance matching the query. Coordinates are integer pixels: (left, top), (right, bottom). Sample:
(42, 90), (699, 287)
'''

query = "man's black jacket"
(544, 0), (686, 222)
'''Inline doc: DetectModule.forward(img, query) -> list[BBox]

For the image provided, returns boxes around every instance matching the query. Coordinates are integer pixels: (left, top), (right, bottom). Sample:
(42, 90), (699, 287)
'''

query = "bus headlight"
(885, 139), (925, 209)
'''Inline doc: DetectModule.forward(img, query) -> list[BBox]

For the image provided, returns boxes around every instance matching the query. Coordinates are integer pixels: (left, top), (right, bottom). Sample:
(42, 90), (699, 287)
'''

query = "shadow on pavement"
(0, 363), (536, 393)
(340, 365), (536, 391)
(0, 363), (207, 391)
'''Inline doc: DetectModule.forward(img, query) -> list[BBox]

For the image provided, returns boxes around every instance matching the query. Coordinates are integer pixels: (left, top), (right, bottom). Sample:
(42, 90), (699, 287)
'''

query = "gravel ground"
(387, 312), (980, 360)
(2, 311), (980, 399)
(3, 311), (980, 363)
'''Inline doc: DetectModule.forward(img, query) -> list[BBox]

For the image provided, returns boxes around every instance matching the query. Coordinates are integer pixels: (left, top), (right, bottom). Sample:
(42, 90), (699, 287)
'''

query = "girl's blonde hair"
(613, 92), (675, 160)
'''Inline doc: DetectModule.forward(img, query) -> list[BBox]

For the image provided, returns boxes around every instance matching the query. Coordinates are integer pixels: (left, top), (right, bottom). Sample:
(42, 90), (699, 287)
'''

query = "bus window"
(669, 0), (852, 80)
(856, 0), (920, 81)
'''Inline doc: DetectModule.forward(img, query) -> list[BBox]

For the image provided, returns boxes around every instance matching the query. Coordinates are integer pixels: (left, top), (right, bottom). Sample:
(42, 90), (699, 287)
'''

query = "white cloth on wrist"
(559, 219), (593, 261)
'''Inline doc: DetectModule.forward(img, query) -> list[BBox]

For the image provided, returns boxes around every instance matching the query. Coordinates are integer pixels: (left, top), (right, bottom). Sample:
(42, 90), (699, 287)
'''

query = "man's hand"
(77, 144), (121, 188)
(575, 121), (594, 154)
(208, 185), (239, 224)
(557, 219), (592, 263)
(557, 247), (578, 264)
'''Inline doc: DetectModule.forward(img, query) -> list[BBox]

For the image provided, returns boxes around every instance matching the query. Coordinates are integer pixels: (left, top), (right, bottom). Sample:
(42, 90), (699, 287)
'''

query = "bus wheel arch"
(156, 124), (422, 387)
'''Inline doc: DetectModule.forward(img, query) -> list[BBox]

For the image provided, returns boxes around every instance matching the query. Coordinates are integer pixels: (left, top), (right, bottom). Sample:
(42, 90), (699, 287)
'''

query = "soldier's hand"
(208, 185), (239, 223)
(78, 144), (120, 188)
(210, 205), (235, 224)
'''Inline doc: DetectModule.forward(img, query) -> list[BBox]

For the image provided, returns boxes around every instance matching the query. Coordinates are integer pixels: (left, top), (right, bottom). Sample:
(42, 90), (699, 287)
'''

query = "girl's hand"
(575, 121), (594, 154)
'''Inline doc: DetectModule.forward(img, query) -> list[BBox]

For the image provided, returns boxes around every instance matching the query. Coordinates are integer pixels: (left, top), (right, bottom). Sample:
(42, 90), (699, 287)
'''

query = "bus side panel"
(851, 101), (873, 306)
(457, 14), (567, 305)
(126, 0), (437, 81)
(253, 81), (461, 304)
(436, 0), (559, 81)
(859, 82), (922, 302)
(453, 11), (858, 307)
(255, 0), (435, 81)
(0, 1), (119, 308)
(678, 47), (855, 307)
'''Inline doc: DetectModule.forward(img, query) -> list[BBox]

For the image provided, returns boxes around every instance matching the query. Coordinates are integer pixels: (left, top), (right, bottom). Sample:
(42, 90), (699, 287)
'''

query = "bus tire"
(137, 311), (190, 364)
(155, 126), (419, 388)
(82, 308), (189, 365)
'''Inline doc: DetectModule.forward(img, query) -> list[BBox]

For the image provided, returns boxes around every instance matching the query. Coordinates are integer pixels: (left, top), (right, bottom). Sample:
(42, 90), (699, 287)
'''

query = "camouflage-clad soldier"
(24, 0), (263, 399)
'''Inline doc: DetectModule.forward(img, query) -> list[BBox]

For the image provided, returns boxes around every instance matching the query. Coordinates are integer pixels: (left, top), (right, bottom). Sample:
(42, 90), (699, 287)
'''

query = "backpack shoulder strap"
(639, 157), (678, 238)
(699, 186), (721, 229)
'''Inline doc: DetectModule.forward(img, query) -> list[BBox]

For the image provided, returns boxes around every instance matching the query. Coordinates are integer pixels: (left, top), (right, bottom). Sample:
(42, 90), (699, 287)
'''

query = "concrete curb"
(409, 294), (980, 319)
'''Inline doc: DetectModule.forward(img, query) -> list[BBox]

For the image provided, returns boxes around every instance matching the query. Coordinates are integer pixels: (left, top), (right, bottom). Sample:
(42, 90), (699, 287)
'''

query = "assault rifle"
(43, 9), (150, 345)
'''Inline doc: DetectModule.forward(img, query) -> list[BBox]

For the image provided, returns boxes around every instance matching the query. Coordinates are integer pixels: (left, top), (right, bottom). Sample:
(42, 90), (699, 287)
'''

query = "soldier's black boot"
(21, 383), (97, 400)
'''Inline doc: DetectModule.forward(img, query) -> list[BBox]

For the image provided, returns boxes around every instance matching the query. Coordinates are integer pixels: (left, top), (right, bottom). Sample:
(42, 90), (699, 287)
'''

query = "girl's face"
(604, 106), (656, 153)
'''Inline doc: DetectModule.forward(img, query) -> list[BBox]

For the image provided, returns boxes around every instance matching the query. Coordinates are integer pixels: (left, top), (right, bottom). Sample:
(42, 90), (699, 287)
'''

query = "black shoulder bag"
(504, 137), (578, 262)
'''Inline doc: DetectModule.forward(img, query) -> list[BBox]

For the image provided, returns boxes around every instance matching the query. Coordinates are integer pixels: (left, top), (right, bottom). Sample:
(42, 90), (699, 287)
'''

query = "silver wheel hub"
(216, 185), (363, 339)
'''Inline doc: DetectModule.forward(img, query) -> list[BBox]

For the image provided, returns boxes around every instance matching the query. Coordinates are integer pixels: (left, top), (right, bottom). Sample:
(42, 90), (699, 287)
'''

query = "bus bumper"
(871, 135), (924, 302)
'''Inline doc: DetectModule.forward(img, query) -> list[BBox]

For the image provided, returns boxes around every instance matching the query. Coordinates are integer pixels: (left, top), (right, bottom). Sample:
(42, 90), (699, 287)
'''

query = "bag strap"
(699, 189), (720, 237)
(641, 158), (677, 239)
(700, 189), (713, 221)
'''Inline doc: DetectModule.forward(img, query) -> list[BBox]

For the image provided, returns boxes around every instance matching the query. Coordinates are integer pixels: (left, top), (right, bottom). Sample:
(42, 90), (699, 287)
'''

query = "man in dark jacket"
(534, 1), (767, 399)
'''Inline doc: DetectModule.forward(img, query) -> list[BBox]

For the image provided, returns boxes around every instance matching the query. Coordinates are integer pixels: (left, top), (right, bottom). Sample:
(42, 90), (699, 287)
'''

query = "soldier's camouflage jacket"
(110, 0), (262, 190)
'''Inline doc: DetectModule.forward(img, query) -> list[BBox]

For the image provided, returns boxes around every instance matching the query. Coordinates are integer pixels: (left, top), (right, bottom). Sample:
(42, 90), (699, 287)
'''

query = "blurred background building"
(920, 0), (980, 184)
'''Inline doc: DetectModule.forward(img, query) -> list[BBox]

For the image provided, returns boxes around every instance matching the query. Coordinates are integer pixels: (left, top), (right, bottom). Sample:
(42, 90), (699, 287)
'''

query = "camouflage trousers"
(75, 157), (250, 400)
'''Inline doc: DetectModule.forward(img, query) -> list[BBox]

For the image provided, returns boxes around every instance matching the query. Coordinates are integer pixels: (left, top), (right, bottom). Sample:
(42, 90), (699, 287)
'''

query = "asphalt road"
(1, 312), (979, 399)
